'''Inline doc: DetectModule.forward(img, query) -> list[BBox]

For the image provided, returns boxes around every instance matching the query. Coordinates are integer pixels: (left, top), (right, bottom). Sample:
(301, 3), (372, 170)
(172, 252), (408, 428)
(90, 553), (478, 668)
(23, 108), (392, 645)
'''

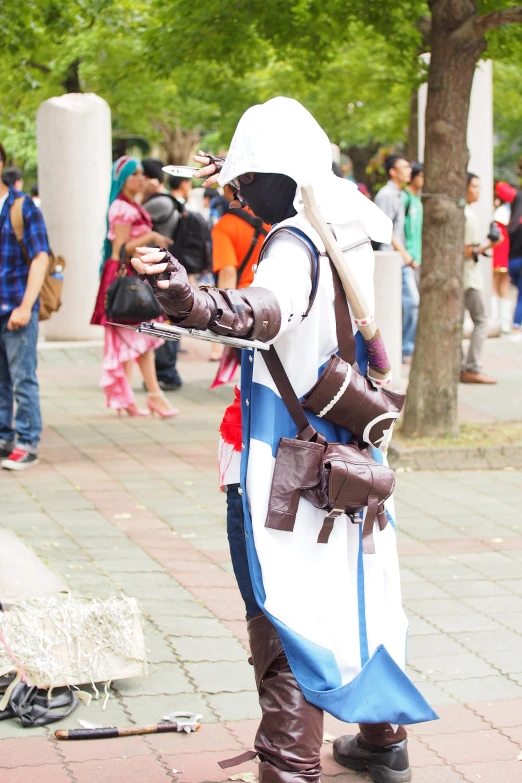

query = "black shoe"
(158, 379), (182, 391)
(0, 443), (14, 460)
(333, 734), (412, 783)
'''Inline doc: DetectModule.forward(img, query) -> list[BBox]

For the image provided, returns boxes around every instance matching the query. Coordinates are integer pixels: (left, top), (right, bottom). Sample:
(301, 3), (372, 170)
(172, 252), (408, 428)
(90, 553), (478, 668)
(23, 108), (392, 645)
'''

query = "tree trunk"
(407, 89), (419, 161)
(63, 59), (82, 93)
(346, 142), (380, 186)
(152, 119), (201, 165)
(402, 0), (485, 437)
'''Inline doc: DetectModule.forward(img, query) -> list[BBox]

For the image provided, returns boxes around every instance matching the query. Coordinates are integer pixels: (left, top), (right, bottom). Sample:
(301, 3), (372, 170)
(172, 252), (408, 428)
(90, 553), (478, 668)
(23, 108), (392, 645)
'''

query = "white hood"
(218, 97), (392, 243)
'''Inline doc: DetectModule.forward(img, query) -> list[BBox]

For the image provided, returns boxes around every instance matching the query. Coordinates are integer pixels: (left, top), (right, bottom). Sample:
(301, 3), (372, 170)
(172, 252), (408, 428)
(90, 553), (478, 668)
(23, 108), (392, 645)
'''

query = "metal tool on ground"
(55, 711), (202, 740)
(300, 182), (392, 386)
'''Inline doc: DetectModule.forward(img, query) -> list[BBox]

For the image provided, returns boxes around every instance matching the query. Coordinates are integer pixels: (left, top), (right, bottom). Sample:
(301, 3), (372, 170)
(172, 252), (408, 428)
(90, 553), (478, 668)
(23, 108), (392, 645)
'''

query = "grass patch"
(394, 421), (522, 450)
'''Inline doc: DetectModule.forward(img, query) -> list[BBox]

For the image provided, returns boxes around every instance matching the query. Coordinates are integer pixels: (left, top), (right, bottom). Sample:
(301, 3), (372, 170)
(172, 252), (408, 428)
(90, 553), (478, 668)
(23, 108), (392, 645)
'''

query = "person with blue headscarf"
(91, 156), (178, 417)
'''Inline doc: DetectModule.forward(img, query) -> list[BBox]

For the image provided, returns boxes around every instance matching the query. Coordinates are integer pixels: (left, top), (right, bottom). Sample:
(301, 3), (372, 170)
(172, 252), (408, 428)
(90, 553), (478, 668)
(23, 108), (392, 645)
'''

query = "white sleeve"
(252, 233), (312, 340)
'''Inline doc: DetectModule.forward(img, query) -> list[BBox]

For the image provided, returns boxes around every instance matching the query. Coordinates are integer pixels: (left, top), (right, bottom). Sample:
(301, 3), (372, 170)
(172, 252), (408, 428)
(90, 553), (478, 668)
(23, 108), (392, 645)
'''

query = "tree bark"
(346, 142), (380, 186)
(402, 0), (485, 436)
(152, 119), (201, 165)
(62, 59), (82, 93)
(407, 89), (419, 161)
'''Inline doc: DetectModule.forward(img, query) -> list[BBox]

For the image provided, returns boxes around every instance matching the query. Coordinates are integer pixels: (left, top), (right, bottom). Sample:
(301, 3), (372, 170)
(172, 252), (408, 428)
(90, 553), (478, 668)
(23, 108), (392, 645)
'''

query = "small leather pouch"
(265, 438), (325, 531)
(302, 354), (405, 448)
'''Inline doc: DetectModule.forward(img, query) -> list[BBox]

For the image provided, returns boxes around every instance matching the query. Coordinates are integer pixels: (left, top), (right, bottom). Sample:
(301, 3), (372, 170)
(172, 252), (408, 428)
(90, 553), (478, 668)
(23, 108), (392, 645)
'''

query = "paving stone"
(401, 583), (453, 601)
(171, 636), (248, 663)
(185, 660), (256, 694)
(57, 735), (151, 763)
(49, 687), (130, 730)
(0, 765), (72, 783)
(441, 676), (522, 703)
(442, 580), (510, 598)
(114, 662), (194, 696)
(205, 691), (261, 721)
(147, 721), (241, 756)
(161, 749), (258, 783)
(429, 614), (504, 634)
(416, 653), (499, 682)
(455, 760), (522, 782)
(412, 704), (490, 735)
(165, 617), (234, 638)
(405, 599), (474, 617)
(448, 628), (522, 654)
(424, 728), (518, 764)
(121, 693), (215, 725)
(70, 754), (172, 783)
(407, 635), (469, 659)
(469, 698), (522, 728)
(0, 737), (61, 768)
(143, 626), (176, 664)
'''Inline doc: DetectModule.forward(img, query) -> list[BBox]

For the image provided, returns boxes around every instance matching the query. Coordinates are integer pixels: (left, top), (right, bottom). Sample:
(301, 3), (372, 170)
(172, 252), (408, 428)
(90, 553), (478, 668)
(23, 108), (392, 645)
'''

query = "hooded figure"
(133, 97), (436, 783)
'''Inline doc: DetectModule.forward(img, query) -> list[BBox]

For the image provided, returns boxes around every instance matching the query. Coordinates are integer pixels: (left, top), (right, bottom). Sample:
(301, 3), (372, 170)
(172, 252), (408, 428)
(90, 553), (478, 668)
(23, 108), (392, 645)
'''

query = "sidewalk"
(0, 337), (521, 783)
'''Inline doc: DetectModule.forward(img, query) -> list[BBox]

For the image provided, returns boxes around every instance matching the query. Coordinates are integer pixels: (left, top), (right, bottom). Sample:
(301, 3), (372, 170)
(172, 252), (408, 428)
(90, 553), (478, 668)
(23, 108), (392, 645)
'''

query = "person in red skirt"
(492, 181), (517, 333)
(91, 156), (178, 417)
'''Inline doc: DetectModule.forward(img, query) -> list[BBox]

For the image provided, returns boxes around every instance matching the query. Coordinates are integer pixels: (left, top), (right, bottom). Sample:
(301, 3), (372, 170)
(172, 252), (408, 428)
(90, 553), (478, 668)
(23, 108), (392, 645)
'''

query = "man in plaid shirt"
(0, 142), (50, 470)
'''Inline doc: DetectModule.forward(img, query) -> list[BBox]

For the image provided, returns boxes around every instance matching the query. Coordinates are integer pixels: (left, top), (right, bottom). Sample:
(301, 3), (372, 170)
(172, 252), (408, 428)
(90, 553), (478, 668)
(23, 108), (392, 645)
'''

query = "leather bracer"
(182, 285), (281, 342)
(148, 250), (282, 343)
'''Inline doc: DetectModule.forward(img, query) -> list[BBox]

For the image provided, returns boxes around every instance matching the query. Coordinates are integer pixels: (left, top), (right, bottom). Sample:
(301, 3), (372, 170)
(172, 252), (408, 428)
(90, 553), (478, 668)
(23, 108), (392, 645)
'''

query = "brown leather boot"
(248, 613), (323, 782)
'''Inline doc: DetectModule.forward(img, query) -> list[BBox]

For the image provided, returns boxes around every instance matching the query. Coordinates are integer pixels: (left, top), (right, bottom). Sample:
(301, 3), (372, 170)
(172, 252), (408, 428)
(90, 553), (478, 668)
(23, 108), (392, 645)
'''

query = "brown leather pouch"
(265, 438), (326, 531)
(303, 442), (395, 551)
(263, 345), (395, 552)
(299, 260), (404, 448)
(302, 354), (405, 448)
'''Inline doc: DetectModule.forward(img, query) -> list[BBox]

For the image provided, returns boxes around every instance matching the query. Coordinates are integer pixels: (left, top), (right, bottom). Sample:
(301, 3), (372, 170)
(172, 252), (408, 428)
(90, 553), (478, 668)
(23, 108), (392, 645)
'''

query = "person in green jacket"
(403, 161), (424, 289)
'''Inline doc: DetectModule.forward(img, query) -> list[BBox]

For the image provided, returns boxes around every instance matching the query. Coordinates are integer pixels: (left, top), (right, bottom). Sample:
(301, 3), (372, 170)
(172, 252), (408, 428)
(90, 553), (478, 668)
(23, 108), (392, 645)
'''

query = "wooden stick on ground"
(55, 721), (200, 741)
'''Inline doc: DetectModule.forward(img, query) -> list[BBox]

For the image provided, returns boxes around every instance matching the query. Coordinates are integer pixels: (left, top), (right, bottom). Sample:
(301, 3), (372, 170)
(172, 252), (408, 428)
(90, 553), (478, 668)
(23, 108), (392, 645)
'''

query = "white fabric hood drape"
(218, 97), (392, 243)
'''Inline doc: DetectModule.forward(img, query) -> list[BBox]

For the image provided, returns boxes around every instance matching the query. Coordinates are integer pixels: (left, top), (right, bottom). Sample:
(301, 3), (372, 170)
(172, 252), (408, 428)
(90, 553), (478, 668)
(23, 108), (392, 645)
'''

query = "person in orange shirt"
(212, 184), (270, 290)
(208, 185), (270, 361)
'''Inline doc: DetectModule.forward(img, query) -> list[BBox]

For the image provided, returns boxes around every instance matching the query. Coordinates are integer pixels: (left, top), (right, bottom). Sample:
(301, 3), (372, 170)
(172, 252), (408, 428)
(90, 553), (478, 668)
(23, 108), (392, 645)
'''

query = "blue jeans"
(0, 311), (42, 452)
(226, 483), (261, 620)
(509, 257), (522, 327)
(155, 339), (182, 386)
(402, 265), (419, 358)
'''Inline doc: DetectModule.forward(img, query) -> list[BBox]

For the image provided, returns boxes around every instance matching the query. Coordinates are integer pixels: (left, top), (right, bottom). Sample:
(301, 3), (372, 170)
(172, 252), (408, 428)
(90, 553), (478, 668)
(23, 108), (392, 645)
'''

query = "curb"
(388, 443), (522, 471)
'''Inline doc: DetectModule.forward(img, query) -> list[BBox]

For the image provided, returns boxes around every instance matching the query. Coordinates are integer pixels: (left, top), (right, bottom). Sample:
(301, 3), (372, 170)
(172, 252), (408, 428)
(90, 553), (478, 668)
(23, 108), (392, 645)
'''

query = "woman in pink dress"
(91, 156), (178, 417)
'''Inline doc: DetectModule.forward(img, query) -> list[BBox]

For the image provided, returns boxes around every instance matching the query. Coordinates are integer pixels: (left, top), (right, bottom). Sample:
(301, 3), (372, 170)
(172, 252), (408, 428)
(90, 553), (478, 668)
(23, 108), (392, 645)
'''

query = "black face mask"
(238, 173), (297, 224)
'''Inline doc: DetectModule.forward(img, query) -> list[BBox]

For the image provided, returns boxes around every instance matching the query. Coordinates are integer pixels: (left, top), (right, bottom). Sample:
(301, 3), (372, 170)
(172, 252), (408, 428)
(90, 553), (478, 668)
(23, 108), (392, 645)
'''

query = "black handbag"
(104, 248), (162, 324)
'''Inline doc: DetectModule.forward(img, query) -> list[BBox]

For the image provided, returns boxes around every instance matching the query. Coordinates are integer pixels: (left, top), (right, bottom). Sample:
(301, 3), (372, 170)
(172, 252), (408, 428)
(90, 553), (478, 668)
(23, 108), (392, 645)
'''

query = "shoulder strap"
(258, 225), (320, 318)
(10, 196), (24, 242)
(235, 213), (268, 285)
(9, 197), (31, 265)
(263, 346), (320, 442)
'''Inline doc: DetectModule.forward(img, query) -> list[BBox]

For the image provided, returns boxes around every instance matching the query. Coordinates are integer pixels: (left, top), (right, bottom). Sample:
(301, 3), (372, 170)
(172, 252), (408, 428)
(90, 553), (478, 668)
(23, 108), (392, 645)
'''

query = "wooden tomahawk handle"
(55, 722), (199, 740)
(300, 183), (377, 342)
(300, 183), (390, 383)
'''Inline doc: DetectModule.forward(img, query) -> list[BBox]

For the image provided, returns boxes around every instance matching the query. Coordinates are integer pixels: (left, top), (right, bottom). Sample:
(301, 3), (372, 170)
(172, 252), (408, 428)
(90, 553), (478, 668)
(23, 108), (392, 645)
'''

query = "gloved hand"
(131, 246), (282, 340)
(132, 247), (196, 321)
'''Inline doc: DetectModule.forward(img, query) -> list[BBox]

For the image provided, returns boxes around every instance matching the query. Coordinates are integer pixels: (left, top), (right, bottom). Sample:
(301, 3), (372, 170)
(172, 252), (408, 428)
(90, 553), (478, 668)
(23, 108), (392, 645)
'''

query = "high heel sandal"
(147, 392), (179, 418)
(117, 403), (150, 417)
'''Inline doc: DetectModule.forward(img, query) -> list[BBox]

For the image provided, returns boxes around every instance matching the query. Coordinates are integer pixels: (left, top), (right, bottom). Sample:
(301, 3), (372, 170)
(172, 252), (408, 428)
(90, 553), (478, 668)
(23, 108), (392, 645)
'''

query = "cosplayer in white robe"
(217, 98), (436, 726)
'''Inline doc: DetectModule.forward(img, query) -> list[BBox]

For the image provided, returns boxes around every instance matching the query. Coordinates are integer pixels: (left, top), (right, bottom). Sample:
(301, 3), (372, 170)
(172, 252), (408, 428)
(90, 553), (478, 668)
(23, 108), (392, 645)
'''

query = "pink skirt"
(101, 325), (164, 409)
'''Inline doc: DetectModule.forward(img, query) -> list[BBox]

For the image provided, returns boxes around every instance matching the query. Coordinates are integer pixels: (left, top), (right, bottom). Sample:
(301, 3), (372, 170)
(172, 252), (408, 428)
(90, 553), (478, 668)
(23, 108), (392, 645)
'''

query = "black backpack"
(173, 207), (211, 274)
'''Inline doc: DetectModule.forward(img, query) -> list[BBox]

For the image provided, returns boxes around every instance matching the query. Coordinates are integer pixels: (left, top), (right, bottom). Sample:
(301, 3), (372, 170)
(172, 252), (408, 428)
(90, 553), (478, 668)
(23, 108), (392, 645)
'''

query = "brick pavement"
(0, 340), (521, 783)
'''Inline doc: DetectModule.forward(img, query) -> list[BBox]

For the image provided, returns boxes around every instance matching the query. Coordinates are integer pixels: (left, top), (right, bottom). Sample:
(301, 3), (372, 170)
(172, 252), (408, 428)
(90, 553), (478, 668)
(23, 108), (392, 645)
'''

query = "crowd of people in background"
(1, 138), (522, 469)
(370, 153), (522, 384)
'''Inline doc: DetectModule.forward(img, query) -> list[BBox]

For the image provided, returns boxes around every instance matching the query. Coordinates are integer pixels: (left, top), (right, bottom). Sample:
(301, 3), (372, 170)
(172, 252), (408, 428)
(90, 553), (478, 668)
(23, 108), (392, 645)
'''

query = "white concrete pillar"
(418, 59), (494, 306)
(374, 251), (403, 386)
(37, 93), (112, 340)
